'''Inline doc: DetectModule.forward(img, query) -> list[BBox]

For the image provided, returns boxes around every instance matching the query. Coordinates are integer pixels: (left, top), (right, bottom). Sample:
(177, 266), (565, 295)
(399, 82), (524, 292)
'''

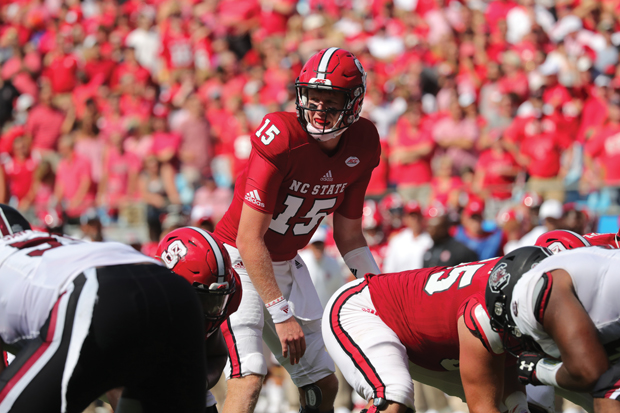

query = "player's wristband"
(343, 246), (381, 278)
(266, 296), (293, 323)
(535, 358), (562, 388)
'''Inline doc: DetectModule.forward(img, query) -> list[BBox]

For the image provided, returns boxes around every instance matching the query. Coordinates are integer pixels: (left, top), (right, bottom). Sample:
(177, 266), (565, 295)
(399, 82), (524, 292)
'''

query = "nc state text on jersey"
(289, 180), (348, 196)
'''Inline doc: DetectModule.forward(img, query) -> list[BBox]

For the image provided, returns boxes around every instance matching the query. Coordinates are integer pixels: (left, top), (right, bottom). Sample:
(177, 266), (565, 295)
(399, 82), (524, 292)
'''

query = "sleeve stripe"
(473, 304), (505, 355)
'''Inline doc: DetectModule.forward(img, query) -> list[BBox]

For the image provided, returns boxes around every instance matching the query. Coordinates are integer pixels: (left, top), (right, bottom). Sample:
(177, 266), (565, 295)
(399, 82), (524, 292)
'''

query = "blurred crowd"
(1, 0), (620, 259)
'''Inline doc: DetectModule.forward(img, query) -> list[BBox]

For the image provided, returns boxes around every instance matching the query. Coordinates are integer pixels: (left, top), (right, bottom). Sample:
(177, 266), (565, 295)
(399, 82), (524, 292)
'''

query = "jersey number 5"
(424, 262), (487, 295)
(256, 119), (281, 145)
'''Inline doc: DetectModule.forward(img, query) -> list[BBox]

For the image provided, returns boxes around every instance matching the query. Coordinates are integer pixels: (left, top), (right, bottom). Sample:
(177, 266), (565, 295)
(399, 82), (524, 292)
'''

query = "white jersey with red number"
(511, 247), (620, 358)
(215, 112), (380, 261)
(0, 230), (159, 345)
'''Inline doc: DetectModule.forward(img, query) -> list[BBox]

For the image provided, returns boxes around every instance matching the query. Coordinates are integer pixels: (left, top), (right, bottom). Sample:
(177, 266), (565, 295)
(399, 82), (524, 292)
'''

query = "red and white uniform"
(215, 111), (380, 386)
(216, 112), (380, 260)
(322, 258), (504, 408)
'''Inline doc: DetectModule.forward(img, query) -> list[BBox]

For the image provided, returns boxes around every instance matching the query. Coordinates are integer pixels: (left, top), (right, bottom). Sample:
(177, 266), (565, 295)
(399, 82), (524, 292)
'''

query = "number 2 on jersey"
(424, 262), (487, 295)
(256, 119), (281, 145)
(270, 195), (336, 236)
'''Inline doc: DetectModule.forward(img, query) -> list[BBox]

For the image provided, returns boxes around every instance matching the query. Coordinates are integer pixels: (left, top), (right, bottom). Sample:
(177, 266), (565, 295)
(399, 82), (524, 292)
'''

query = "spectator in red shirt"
(473, 135), (520, 214)
(110, 47), (151, 90)
(1, 135), (39, 211)
(97, 130), (141, 217)
(54, 135), (95, 222)
(389, 103), (435, 205)
(177, 94), (213, 188)
(83, 41), (116, 85)
(429, 155), (462, 211)
(43, 33), (78, 95)
(24, 86), (67, 155)
(513, 109), (571, 201)
(432, 95), (480, 174)
(584, 93), (620, 188)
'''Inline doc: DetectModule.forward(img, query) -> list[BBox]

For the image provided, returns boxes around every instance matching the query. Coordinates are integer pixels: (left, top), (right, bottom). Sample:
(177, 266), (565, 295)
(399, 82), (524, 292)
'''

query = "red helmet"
(157, 226), (239, 336)
(295, 47), (366, 139)
(534, 229), (591, 254)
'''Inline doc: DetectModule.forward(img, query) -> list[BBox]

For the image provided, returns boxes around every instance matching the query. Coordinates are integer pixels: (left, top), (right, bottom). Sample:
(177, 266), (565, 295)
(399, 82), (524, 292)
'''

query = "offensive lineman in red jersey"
(214, 48), (381, 413)
(322, 258), (533, 413)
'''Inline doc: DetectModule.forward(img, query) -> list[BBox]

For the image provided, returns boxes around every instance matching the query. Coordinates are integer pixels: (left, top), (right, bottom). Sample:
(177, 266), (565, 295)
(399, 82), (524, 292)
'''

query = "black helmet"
(486, 246), (552, 353)
(0, 204), (31, 236)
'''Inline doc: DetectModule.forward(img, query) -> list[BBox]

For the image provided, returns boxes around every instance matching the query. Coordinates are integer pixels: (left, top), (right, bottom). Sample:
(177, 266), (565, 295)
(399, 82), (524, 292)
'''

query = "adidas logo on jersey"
(245, 190), (265, 208)
(320, 170), (333, 182)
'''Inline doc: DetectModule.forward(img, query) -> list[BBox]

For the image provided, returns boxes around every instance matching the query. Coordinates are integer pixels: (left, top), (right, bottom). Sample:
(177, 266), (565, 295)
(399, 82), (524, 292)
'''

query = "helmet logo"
(489, 262), (510, 293)
(309, 78), (332, 86)
(546, 241), (566, 254)
(160, 240), (188, 269)
(345, 156), (360, 167)
(512, 300), (519, 317)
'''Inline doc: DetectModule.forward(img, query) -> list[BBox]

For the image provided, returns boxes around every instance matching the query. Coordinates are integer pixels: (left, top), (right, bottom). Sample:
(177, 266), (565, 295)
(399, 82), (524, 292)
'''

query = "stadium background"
(0, 0), (618, 411)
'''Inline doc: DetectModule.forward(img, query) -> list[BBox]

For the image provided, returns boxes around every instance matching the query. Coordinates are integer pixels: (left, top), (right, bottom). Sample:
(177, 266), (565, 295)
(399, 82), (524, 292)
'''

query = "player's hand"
(275, 317), (306, 365)
(517, 352), (545, 385)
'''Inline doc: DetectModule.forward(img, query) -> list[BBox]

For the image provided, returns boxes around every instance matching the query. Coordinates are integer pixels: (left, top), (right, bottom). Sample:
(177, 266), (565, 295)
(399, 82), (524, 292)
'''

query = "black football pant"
(0, 264), (207, 413)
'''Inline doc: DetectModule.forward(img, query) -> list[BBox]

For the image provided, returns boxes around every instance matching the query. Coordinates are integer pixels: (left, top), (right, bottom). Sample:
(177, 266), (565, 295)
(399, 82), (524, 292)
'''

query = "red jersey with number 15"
(216, 112), (380, 261)
(366, 257), (504, 371)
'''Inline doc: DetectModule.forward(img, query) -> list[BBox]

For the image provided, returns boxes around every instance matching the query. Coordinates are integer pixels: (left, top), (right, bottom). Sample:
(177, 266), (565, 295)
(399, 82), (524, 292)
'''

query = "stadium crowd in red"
(0, 0), (619, 258)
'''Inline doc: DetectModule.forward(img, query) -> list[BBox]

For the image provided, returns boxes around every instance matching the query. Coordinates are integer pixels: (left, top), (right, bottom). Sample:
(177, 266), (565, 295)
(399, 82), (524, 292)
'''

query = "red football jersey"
(583, 232), (620, 248)
(215, 112), (380, 261)
(366, 257), (503, 371)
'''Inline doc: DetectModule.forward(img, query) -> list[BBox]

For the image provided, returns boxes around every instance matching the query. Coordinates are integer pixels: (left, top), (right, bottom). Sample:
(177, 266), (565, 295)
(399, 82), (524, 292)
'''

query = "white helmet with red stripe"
(295, 47), (366, 141)
(157, 226), (239, 335)
(534, 229), (591, 254)
(0, 204), (31, 236)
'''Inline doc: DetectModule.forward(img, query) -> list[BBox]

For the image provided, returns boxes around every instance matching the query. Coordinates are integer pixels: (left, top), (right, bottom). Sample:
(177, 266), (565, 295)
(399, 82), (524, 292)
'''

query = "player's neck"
(316, 135), (342, 156)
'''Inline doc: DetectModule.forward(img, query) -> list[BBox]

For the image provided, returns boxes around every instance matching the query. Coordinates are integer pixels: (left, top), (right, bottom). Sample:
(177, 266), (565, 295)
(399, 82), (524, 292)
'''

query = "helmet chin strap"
(307, 123), (348, 142)
(305, 111), (348, 142)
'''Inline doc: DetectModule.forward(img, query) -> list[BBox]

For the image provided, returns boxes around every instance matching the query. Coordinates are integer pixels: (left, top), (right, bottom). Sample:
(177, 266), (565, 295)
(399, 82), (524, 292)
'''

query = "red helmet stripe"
(316, 47), (339, 79)
(0, 209), (13, 236)
(190, 226), (227, 283)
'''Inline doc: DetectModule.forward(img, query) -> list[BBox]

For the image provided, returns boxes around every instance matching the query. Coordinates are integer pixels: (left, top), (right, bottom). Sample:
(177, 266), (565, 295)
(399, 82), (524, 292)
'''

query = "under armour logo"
(520, 361), (535, 372)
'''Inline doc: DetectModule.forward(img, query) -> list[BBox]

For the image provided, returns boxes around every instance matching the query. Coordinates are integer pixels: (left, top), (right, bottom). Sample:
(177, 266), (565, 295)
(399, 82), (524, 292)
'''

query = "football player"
(487, 246), (620, 413)
(156, 227), (242, 413)
(214, 47), (381, 413)
(322, 254), (540, 413)
(0, 204), (208, 412)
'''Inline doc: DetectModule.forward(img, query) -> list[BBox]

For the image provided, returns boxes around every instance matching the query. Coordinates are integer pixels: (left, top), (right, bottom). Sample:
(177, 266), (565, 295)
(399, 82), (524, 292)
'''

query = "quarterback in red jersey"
(214, 47), (381, 413)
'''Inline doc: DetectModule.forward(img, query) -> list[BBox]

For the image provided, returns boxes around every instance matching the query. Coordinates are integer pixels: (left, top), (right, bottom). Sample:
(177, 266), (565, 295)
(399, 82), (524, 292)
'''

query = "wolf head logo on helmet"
(157, 226), (241, 336)
(295, 48), (366, 142)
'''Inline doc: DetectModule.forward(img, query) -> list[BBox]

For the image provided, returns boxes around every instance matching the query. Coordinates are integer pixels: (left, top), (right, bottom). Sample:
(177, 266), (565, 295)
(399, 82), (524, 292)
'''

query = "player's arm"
(333, 212), (381, 277)
(205, 328), (228, 389)
(458, 315), (505, 413)
(540, 269), (608, 391)
(237, 203), (306, 364)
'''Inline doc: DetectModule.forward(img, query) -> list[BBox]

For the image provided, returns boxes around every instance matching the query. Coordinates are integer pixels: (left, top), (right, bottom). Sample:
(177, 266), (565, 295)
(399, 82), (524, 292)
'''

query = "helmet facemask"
(193, 274), (236, 335)
(295, 82), (364, 142)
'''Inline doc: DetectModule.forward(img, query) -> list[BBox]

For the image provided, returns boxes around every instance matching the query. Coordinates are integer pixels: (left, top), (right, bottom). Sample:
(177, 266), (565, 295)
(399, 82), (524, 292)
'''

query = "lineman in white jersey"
(0, 204), (208, 413)
(486, 246), (620, 413)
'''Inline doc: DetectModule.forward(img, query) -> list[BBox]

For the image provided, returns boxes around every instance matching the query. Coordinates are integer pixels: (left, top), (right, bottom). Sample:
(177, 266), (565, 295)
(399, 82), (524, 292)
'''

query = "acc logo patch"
(488, 262), (510, 293)
(160, 240), (188, 269)
(345, 156), (360, 167)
